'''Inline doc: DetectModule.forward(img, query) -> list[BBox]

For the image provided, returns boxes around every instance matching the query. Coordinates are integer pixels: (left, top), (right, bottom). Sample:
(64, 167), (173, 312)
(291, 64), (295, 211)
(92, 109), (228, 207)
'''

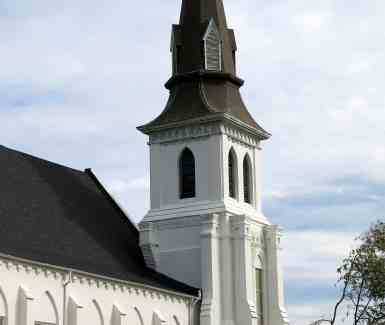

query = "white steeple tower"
(137, 1), (289, 325)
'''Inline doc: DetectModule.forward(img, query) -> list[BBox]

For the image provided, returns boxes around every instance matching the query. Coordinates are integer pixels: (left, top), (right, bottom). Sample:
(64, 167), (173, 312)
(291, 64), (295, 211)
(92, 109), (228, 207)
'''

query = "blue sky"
(1, 0), (384, 323)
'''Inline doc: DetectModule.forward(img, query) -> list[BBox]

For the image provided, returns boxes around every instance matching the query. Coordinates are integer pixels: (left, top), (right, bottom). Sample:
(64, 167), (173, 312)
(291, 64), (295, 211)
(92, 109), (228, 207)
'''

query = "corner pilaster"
(230, 215), (258, 325)
(139, 222), (160, 270)
(265, 226), (290, 325)
(200, 214), (220, 325)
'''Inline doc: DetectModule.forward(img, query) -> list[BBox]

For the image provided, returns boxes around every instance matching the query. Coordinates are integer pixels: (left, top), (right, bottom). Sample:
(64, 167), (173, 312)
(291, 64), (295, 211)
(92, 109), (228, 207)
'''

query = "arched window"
(228, 148), (237, 199)
(179, 148), (196, 199)
(255, 268), (264, 324)
(243, 154), (252, 203)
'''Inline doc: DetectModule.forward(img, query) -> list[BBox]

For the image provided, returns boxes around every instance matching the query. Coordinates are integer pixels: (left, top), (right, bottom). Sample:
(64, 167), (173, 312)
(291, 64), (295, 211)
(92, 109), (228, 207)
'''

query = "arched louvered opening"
(243, 154), (252, 203)
(203, 19), (222, 71)
(228, 148), (238, 199)
(179, 148), (196, 199)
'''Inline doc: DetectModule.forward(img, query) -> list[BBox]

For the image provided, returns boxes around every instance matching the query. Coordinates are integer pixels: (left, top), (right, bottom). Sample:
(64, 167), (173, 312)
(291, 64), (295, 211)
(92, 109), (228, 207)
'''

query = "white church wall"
(148, 133), (223, 211)
(0, 254), (198, 325)
(222, 132), (264, 219)
(144, 123), (266, 223)
(156, 216), (202, 288)
(140, 122), (289, 325)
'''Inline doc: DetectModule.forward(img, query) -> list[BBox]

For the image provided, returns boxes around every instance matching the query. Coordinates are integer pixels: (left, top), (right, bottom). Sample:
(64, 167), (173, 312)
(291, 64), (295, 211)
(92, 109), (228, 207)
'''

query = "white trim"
(0, 252), (198, 300)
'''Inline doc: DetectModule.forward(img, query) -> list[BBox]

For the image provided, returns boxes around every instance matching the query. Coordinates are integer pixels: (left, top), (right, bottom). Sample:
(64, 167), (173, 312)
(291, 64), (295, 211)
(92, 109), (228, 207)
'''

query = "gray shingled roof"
(0, 145), (199, 296)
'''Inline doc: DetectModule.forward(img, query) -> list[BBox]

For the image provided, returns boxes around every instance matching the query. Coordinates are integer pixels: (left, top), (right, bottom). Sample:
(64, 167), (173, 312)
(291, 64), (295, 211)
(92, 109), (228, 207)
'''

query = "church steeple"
(138, 0), (270, 140)
(175, 0), (237, 75)
(137, 3), (289, 325)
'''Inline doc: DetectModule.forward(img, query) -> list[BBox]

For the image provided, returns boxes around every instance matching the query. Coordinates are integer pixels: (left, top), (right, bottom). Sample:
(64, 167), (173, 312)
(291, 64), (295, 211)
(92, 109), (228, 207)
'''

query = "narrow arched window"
(179, 148), (196, 199)
(255, 268), (264, 324)
(243, 154), (252, 203)
(228, 149), (237, 198)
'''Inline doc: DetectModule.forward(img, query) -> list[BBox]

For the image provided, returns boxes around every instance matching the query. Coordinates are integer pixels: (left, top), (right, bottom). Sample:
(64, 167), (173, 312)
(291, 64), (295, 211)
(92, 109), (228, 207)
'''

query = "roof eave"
(137, 113), (271, 141)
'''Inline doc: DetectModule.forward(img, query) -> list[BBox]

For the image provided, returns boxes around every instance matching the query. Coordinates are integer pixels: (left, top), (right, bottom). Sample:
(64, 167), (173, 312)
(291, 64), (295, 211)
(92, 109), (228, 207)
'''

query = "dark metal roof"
(177, 0), (236, 75)
(138, 0), (270, 139)
(0, 145), (199, 296)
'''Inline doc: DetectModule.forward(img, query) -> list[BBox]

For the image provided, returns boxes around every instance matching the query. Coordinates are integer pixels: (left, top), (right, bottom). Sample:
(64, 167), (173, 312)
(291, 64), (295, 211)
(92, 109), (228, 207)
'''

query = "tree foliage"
(312, 221), (385, 325)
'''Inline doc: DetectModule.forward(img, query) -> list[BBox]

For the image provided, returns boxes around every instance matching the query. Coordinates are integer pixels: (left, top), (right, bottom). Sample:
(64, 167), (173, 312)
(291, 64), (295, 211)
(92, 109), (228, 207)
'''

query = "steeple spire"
(138, 0), (270, 140)
(177, 0), (236, 74)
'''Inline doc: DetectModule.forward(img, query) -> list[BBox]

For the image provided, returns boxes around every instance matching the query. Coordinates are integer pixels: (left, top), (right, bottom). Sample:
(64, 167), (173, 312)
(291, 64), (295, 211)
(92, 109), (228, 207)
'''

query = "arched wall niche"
(152, 310), (166, 325)
(92, 299), (105, 325)
(133, 307), (144, 325)
(45, 291), (59, 325)
(0, 286), (8, 325)
(173, 315), (181, 325)
(76, 299), (104, 325)
(111, 304), (126, 325)
(31, 290), (58, 325)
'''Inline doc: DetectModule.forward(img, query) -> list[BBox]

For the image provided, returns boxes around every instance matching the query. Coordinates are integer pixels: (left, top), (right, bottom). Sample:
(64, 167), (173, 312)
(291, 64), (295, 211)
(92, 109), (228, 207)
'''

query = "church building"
(0, 1), (289, 325)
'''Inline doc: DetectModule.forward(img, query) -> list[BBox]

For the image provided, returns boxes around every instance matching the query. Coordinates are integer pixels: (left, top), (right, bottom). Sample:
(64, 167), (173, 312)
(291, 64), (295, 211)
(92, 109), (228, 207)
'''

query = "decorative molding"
(149, 123), (221, 145)
(0, 253), (195, 303)
(147, 121), (261, 149)
(200, 213), (220, 238)
(0, 257), (66, 282)
(223, 124), (260, 149)
(151, 215), (202, 230)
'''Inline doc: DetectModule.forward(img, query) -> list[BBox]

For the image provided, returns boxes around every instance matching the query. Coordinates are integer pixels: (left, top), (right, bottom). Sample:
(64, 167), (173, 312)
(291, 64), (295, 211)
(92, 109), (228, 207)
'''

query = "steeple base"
(139, 212), (289, 325)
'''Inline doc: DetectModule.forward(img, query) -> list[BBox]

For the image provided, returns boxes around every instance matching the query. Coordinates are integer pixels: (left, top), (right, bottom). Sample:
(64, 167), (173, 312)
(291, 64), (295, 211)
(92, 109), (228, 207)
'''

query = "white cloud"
(1, 0), (384, 323)
(107, 175), (150, 193)
(293, 12), (332, 33)
(282, 231), (356, 282)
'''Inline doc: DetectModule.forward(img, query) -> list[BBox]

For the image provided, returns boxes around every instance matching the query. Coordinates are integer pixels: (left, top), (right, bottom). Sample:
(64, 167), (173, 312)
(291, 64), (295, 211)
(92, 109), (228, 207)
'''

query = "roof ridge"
(84, 168), (140, 236)
(0, 144), (84, 174)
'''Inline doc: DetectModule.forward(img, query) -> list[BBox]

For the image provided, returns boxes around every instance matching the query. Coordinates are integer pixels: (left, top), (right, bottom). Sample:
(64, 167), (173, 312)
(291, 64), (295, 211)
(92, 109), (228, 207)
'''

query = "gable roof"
(0, 145), (199, 296)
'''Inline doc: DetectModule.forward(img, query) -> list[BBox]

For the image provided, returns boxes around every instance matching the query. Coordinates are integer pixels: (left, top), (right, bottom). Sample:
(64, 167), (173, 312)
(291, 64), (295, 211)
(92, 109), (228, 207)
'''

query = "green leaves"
(312, 221), (385, 325)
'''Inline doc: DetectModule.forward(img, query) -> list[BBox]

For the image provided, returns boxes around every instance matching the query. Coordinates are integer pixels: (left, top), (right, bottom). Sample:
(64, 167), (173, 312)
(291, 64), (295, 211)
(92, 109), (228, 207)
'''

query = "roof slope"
(0, 145), (198, 296)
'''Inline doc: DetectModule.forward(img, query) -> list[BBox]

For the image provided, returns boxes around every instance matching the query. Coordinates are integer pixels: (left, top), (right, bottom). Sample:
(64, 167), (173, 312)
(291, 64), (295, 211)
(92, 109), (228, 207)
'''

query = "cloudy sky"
(1, 0), (384, 323)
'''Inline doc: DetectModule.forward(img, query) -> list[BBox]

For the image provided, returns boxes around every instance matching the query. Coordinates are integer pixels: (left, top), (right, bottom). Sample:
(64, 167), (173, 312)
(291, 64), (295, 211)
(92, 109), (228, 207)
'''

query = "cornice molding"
(0, 253), (197, 302)
(148, 121), (261, 149)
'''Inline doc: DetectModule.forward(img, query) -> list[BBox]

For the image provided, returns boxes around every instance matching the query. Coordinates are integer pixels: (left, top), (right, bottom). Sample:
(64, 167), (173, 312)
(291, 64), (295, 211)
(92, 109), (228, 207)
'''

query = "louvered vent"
(204, 21), (222, 71)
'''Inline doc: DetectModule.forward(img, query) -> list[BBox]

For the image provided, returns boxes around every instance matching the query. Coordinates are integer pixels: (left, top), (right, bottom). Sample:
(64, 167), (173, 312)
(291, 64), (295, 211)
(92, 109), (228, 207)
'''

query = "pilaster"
(139, 222), (160, 270)
(265, 226), (290, 325)
(200, 214), (220, 325)
(230, 215), (257, 325)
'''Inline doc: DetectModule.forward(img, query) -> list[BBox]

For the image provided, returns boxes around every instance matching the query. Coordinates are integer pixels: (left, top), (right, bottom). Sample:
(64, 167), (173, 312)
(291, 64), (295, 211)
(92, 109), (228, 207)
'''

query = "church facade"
(0, 1), (289, 325)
